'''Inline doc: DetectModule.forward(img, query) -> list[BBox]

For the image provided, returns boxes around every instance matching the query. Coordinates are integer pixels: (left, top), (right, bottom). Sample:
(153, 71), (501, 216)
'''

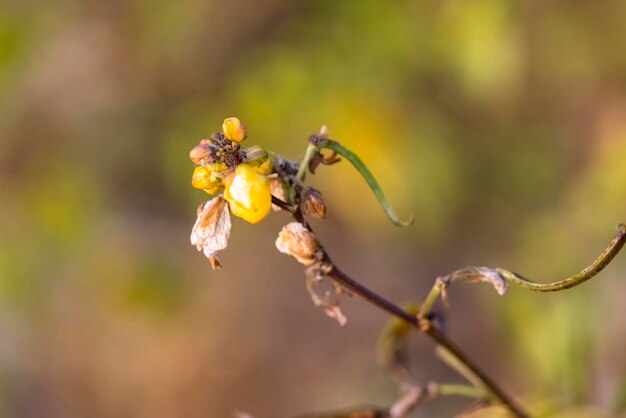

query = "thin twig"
(272, 195), (296, 212)
(277, 189), (625, 418)
(418, 278), (443, 318)
(282, 383), (486, 418)
(273, 195), (529, 417)
(417, 226), (626, 319)
(325, 262), (530, 418)
(297, 143), (318, 181)
(435, 347), (489, 393)
(496, 224), (626, 291)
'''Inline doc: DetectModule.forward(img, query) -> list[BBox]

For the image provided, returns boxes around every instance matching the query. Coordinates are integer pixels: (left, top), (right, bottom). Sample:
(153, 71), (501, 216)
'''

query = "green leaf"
(317, 139), (414, 227)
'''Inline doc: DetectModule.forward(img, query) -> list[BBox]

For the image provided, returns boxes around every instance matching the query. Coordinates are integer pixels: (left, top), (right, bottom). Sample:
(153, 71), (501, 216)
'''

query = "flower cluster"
(189, 118), (419, 328)
(190, 117), (273, 223)
(189, 117), (330, 270)
(189, 117), (275, 268)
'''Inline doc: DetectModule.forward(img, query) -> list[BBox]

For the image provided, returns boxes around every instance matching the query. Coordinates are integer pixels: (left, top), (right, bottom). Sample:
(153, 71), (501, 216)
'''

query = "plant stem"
(325, 263), (530, 418)
(286, 384), (484, 418)
(435, 346), (489, 393)
(297, 143), (318, 181)
(435, 383), (489, 399)
(419, 279), (442, 318)
(275, 199), (528, 417)
(496, 224), (626, 291)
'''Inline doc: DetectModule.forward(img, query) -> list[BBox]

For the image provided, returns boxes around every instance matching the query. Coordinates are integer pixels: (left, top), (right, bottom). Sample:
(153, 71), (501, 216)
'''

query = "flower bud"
(243, 145), (267, 164)
(275, 222), (320, 265)
(224, 163), (271, 224)
(191, 163), (228, 190)
(243, 146), (272, 175)
(300, 188), (326, 219)
(222, 117), (247, 143)
(189, 141), (217, 165)
(319, 125), (330, 139)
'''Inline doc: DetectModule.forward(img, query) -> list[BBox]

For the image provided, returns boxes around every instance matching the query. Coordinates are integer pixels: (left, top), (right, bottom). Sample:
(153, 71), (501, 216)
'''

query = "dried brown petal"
(275, 222), (320, 265)
(305, 265), (347, 327)
(208, 256), (223, 270)
(189, 141), (217, 165)
(441, 266), (508, 296)
(300, 188), (326, 219)
(190, 196), (231, 269)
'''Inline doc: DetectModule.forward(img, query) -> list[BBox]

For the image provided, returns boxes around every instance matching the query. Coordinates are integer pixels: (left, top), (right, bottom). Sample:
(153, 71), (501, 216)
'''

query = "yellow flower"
(253, 159), (272, 175)
(243, 145), (272, 175)
(222, 117), (247, 142)
(191, 163), (228, 192)
(224, 163), (271, 224)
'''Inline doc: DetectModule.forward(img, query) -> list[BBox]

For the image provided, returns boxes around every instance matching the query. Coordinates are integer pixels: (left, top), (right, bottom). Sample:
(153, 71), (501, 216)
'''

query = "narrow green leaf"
(317, 139), (414, 227)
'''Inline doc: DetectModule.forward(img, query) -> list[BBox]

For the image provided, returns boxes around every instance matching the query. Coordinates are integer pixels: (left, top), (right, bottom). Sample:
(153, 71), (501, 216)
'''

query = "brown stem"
(325, 263), (529, 418)
(272, 195), (529, 417)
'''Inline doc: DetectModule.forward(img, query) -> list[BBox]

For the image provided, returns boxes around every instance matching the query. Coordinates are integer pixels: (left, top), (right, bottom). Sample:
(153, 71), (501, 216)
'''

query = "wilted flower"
(224, 163), (271, 224)
(275, 222), (320, 265)
(300, 188), (326, 219)
(189, 140), (217, 165)
(190, 196), (232, 269)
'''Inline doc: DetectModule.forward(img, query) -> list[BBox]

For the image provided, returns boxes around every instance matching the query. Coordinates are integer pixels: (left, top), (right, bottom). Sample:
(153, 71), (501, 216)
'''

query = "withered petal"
(191, 196), (231, 269)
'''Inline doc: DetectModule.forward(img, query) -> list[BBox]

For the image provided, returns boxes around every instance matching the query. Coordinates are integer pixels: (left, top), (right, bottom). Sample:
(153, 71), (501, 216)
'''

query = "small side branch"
(497, 224), (626, 292)
(417, 225), (626, 319)
(286, 383), (484, 418)
(326, 263), (529, 418)
(273, 195), (530, 417)
(276, 190), (625, 418)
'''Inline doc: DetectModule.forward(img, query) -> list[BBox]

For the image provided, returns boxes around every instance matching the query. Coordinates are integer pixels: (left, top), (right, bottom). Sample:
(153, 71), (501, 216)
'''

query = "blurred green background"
(1, 1), (626, 417)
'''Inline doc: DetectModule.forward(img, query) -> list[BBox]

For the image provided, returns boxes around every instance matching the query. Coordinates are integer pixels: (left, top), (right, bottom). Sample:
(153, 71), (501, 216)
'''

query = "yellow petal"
(222, 117), (247, 143)
(224, 164), (271, 224)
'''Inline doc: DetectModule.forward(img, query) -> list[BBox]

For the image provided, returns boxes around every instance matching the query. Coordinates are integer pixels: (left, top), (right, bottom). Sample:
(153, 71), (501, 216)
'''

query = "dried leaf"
(332, 281), (353, 297)
(190, 196), (231, 269)
(441, 266), (508, 296)
(305, 265), (347, 326)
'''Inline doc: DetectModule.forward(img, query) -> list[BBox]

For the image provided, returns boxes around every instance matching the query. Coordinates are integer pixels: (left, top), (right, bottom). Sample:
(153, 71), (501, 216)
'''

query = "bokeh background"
(1, 1), (626, 417)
